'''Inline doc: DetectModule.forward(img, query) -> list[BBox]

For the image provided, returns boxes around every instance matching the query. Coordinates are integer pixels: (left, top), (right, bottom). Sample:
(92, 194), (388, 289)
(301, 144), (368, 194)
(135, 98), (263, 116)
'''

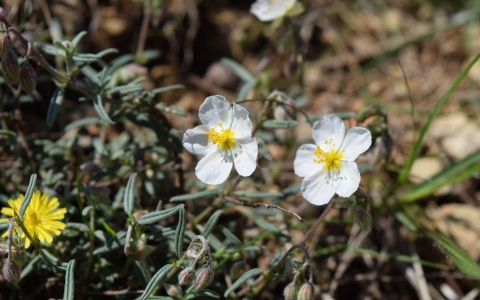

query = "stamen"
(313, 144), (345, 185)
(206, 125), (237, 151)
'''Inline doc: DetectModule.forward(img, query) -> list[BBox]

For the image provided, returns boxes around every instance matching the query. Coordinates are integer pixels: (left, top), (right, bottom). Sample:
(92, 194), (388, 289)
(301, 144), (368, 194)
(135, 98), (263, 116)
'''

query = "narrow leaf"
(93, 95), (115, 124)
(71, 31), (87, 48)
(151, 84), (185, 95)
(262, 120), (298, 129)
(63, 260), (76, 300)
(137, 205), (183, 225)
(221, 226), (242, 246)
(40, 249), (68, 270)
(139, 264), (174, 300)
(46, 87), (64, 127)
(202, 210), (223, 238)
(221, 58), (256, 83)
(169, 188), (221, 202)
(224, 268), (263, 297)
(19, 174), (37, 217)
(234, 191), (283, 198)
(175, 205), (186, 258)
(123, 173), (137, 215)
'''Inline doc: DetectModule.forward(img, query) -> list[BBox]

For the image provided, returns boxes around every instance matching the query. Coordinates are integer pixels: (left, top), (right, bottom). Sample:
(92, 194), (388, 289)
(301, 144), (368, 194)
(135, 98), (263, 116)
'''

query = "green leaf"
(221, 226), (242, 246)
(221, 57), (255, 83)
(175, 206), (186, 258)
(102, 221), (117, 237)
(262, 119), (298, 129)
(139, 264), (174, 300)
(254, 218), (281, 233)
(40, 249), (68, 270)
(281, 183), (301, 196)
(169, 188), (221, 202)
(71, 48), (119, 63)
(71, 31), (87, 49)
(151, 84), (185, 95)
(224, 268), (263, 297)
(93, 95), (115, 124)
(400, 150), (480, 202)
(186, 289), (221, 299)
(124, 173), (137, 215)
(237, 81), (255, 101)
(64, 117), (100, 132)
(399, 52), (480, 183)
(0, 222), (9, 230)
(66, 222), (90, 232)
(202, 210), (223, 238)
(34, 41), (65, 56)
(428, 231), (480, 277)
(234, 191), (283, 199)
(47, 87), (65, 127)
(137, 205), (184, 225)
(19, 174), (37, 217)
(63, 260), (76, 300)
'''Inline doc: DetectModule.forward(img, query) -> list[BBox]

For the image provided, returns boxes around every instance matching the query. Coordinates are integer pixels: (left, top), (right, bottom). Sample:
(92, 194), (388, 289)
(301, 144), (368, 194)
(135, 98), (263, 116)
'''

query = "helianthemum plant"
(182, 95), (258, 185)
(294, 114), (372, 205)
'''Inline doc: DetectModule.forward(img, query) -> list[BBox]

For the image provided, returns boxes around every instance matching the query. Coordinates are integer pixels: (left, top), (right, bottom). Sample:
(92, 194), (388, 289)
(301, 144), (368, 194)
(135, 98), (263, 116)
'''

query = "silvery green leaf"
(202, 210), (223, 238)
(282, 183), (301, 196)
(93, 95), (115, 124)
(262, 120), (298, 129)
(137, 205), (183, 225)
(156, 103), (186, 116)
(186, 289), (221, 299)
(139, 264), (174, 300)
(174, 205), (186, 257)
(221, 226), (241, 246)
(20, 255), (41, 280)
(34, 41), (65, 56)
(151, 84), (185, 95)
(66, 222), (90, 232)
(169, 188), (221, 202)
(254, 218), (280, 233)
(46, 87), (64, 127)
(19, 174), (37, 217)
(72, 48), (119, 63)
(124, 173), (137, 215)
(224, 268), (263, 297)
(221, 57), (255, 83)
(82, 206), (93, 216)
(63, 260), (76, 300)
(40, 249), (68, 270)
(108, 84), (144, 95)
(71, 31), (87, 49)
(237, 81), (254, 101)
(0, 222), (9, 230)
(93, 231), (126, 255)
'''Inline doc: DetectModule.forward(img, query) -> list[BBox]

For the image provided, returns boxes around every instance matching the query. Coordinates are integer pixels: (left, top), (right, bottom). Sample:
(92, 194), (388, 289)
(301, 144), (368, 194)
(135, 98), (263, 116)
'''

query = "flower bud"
(2, 259), (21, 286)
(178, 267), (195, 285)
(125, 234), (155, 261)
(194, 267), (214, 291)
(257, 152), (272, 168)
(297, 282), (314, 300)
(1, 50), (20, 85)
(164, 283), (182, 297)
(12, 250), (28, 267)
(19, 62), (36, 94)
(283, 282), (298, 300)
(355, 208), (372, 232)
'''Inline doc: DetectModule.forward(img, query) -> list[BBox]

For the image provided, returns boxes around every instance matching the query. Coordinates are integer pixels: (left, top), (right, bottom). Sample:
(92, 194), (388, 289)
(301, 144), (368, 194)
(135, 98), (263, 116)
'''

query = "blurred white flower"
(250, 0), (296, 22)
(183, 95), (258, 185)
(294, 114), (372, 205)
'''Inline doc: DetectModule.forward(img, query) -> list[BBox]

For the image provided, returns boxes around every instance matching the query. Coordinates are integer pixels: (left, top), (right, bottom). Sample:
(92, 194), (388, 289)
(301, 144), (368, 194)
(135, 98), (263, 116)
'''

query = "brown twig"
(299, 200), (334, 245)
(224, 196), (304, 222)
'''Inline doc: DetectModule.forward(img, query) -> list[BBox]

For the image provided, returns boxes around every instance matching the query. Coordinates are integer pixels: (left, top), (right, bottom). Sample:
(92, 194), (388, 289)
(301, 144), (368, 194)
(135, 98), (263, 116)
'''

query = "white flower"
(250, 0), (296, 22)
(294, 114), (372, 206)
(183, 95), (258, 185)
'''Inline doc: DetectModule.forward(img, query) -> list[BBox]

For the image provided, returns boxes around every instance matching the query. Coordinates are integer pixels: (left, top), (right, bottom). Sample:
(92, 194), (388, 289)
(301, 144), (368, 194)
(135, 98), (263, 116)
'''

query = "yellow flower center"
(28, 211), (40, 226)
(206, 123), (236, 151)
(313, 139), (344, 172)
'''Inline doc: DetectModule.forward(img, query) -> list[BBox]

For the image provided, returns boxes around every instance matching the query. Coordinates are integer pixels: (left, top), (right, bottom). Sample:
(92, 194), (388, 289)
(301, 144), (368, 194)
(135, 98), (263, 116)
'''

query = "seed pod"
(194, 267), (214, 291)
(2, 259), (21, 286)
(283, 282), (298, 300)
(1, 50), (20, 85)
(178, 267), (195, 285)
(297, 282), (314, 300)
(19, 62), (36, 94)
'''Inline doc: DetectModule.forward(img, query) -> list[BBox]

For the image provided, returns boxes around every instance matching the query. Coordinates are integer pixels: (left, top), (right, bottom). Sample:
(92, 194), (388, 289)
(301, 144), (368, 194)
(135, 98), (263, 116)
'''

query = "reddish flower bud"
(19, 62), (36, 94)
(1, 50), (20, 85)
(297, 282), (314, 300)
(194, 267), (214, 291)
(178, 267), (195, 285)
(284, 282), (298, 300)
(2, 259), (21, 286)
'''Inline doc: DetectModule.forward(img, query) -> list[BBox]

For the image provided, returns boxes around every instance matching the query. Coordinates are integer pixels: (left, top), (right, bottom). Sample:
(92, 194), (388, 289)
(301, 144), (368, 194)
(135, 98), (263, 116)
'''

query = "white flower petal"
(250, 0), (296, 22)
(233, 138), (258, 177)
(199, 95), (233, 128)
(195, 150), (233, 185)
(341, 127), (372, 161)
(336, 161), (361, 197)
(300, 169), (338, 206)
(312, 114), (345, 151)
(294, 144), (321, 178)
(182, 125), (214, 156)
(230, 103), (253, 137)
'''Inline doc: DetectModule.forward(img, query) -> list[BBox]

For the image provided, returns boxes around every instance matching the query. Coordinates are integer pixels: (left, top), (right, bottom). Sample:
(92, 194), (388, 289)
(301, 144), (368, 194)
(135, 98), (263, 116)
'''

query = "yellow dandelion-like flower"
(0, 191), (67, 249)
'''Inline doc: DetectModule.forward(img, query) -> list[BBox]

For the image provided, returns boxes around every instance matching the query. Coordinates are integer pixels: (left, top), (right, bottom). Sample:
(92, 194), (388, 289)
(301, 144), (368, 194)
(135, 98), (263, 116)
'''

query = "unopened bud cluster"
(283, 264), (314, 300)
(178, 238), (214, 291)
(0, 236), (28, 286)
(0, 33), (36, 93)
